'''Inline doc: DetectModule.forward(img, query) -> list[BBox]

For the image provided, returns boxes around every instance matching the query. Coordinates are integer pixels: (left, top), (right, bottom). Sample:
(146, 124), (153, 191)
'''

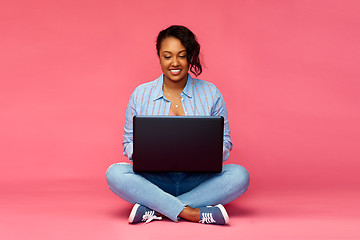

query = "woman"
(106, 25), (250, 225)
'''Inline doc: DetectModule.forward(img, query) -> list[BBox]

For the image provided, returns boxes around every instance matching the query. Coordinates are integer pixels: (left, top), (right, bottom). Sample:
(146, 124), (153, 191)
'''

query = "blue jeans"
(106, 163), (250, 222)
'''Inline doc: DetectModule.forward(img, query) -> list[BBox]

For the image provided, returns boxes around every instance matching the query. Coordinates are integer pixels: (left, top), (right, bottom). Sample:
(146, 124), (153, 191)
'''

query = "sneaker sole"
(128, 203), (140, 223)
(215, 204), (229, 224)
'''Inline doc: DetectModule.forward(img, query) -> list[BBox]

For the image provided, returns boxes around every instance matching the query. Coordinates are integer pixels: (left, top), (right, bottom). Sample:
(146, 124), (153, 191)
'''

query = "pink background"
(1, 0), (360, 239)
(1, 0), (359, 188)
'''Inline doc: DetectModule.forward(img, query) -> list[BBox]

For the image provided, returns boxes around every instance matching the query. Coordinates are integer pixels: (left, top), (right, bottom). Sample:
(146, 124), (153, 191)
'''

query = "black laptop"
(132, 116), (224, 173)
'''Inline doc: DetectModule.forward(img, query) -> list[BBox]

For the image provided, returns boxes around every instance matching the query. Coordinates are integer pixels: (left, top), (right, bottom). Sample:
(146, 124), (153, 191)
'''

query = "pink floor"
(1, 179), (359, 240)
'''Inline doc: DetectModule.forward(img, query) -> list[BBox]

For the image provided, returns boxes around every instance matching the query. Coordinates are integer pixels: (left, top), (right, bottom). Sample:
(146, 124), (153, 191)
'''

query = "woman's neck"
(163, 74), (188, 91)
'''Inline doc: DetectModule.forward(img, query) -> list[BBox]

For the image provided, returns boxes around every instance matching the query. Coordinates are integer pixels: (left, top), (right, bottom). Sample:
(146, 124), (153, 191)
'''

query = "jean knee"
(224, 164), (250, 190)
(106, 162), (133, 188)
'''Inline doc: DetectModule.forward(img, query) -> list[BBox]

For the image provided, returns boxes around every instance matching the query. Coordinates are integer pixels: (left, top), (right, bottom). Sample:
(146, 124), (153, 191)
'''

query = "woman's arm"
(123, 90), (138, 161)
(212, 89), (233, 161)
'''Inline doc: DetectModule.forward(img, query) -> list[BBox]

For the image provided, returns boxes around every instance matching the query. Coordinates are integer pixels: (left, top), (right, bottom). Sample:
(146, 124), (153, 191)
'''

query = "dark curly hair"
(156, 25), (202, 76)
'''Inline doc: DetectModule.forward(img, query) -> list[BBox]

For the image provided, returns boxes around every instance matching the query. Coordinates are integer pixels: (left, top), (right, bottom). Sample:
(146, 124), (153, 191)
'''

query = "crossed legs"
(106, 162), (250, 222)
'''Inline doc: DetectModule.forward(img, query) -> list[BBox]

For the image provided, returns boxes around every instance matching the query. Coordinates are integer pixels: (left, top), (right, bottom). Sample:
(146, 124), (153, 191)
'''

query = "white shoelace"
(142, 210), (162, 224)
(200, 213), (216, 224)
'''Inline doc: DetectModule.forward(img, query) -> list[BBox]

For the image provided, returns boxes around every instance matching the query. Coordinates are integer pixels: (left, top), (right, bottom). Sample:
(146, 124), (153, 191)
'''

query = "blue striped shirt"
(123, 74), (232, 161)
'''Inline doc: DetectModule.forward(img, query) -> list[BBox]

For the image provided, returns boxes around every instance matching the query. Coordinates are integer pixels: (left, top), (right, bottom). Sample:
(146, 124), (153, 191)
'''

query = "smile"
(169, 69), (182, 76)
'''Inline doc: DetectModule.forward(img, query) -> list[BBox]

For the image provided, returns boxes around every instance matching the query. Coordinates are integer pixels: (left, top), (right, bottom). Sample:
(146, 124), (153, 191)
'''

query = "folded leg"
(106, 162), (185, 222)
(177, 164), (250, 208)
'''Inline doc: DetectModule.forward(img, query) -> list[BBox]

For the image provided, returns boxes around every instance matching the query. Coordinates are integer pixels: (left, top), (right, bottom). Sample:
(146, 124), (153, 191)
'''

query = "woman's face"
(159, 37), (189, 83)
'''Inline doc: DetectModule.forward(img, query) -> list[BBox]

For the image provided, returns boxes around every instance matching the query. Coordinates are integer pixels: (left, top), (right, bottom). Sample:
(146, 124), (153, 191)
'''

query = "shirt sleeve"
(122, 89), (137, 161)
(211, 88), (233, 161)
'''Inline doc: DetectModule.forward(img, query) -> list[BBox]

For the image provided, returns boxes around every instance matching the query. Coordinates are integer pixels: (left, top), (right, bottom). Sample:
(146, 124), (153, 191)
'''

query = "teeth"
(170, 69), (181, 73)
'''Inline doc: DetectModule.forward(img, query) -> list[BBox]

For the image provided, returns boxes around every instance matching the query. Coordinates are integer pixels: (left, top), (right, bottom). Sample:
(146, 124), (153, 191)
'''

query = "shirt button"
(185, 112), (188, 114)
(181, 98), (184, 101)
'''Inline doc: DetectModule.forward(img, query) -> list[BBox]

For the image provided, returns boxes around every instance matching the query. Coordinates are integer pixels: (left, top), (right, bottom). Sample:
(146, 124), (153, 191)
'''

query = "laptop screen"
(132, 116), (224, 173)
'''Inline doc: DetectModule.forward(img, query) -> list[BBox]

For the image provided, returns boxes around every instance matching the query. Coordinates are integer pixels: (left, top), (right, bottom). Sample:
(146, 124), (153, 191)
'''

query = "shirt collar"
(152, 74), (194, 101)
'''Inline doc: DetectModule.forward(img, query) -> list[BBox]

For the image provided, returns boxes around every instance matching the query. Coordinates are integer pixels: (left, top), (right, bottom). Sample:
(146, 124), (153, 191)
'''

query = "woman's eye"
(164, 56), (171, 59)
(179, 55), (186, 58)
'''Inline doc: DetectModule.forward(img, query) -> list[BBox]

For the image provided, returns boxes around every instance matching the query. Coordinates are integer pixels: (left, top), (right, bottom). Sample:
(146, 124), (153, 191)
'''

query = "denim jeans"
(106, 163), (250, 222)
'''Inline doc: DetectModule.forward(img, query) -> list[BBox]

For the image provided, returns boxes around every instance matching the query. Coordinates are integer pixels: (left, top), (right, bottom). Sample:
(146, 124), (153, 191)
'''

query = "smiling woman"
(156, 25), (202, 77)
(159, 37), (189, 116)
(156, 26), (201, 116)
(105, 25), (250, 225)
(159, 37), (189, 82)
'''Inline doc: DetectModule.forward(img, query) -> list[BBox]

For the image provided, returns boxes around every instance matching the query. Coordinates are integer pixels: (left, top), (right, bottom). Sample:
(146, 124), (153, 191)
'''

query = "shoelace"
(199, 212), (216, 224)
(142, 210), (162, 224)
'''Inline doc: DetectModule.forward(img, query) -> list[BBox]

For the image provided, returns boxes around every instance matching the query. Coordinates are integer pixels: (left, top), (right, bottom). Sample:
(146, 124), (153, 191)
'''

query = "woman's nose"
(171, 57), (180, 66)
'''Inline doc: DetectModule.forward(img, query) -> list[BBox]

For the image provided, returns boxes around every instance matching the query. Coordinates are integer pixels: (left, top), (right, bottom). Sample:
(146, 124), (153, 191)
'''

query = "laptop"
(132, 115), (224, 173)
